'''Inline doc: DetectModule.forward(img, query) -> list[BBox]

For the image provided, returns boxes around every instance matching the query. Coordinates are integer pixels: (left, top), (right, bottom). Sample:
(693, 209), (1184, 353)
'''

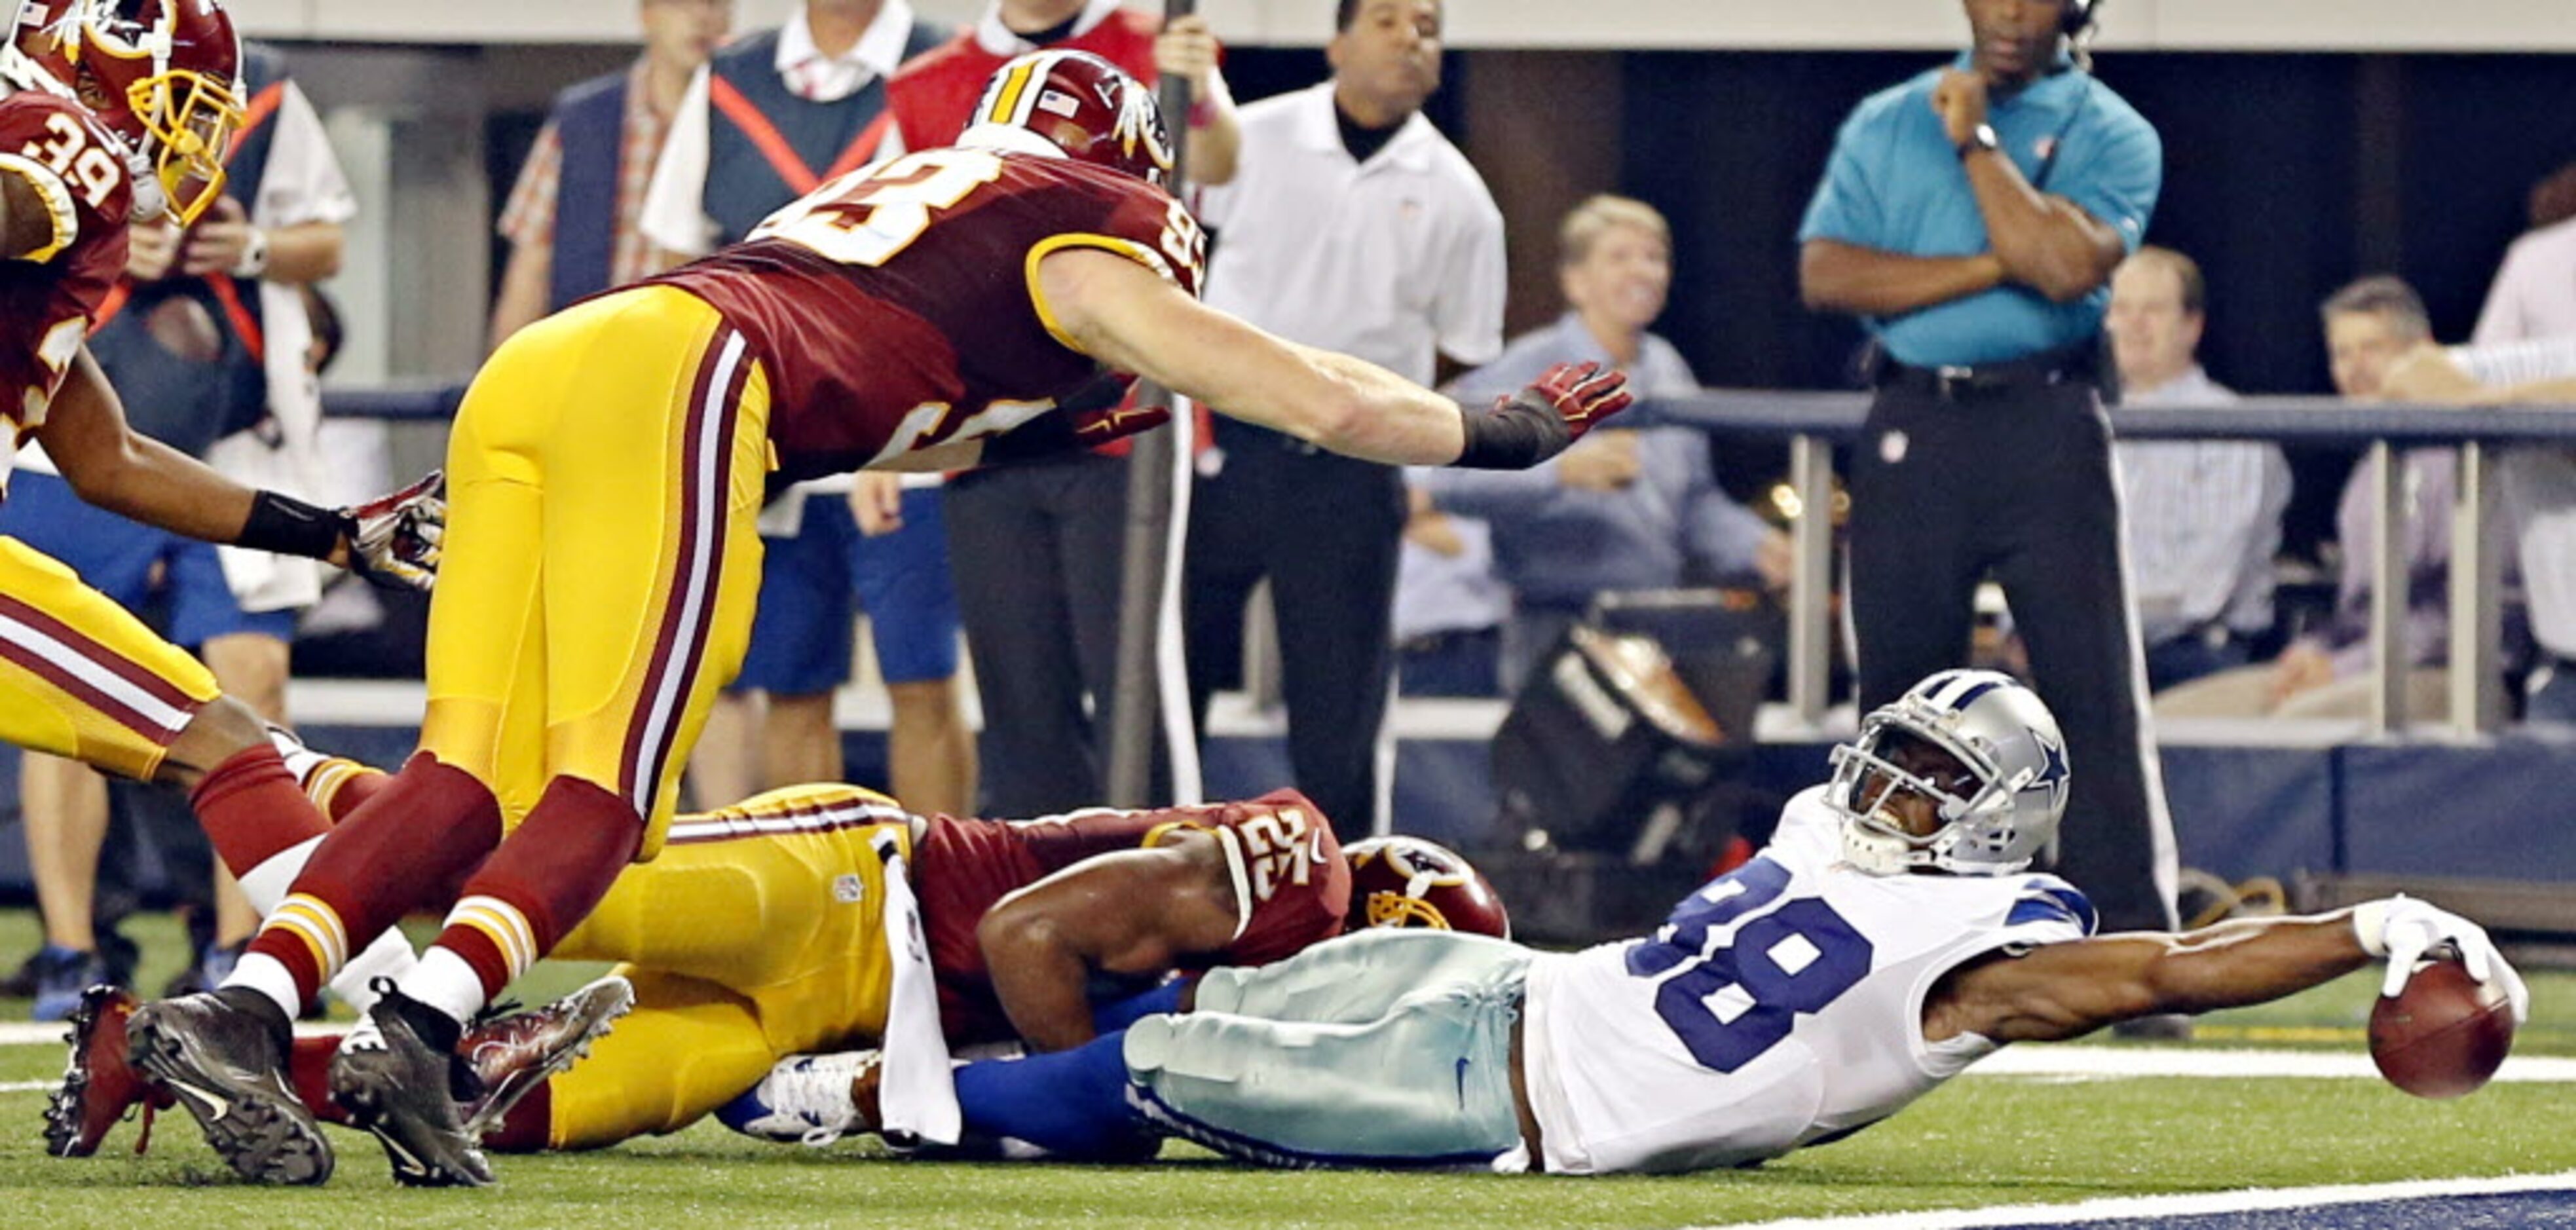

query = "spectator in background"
(1796, 0), (2179, 958)
(1419, 195), (1789, 694)
(1181, 0), (1504, 832)
(2467, 160), (2576, 726)
(640, 0), (975, 817)
(1, 43), (355, 1015)
(2157, 276), (2465, 722)
(1390, 488), (1508, 698)
(2102, 246), (2292, 692)
(488, 0), (733, 348)
(881, 1), (1235, 813)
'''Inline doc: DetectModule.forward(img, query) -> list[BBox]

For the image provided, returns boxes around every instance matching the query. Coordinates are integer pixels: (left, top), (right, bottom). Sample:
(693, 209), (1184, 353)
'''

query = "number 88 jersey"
(1518, 785), (2095, 1176)
(0, 93), (135, 496)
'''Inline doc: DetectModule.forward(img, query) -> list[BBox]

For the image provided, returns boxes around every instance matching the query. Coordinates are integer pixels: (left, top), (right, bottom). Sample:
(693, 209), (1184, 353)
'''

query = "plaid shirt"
(498, 57), (671, 288)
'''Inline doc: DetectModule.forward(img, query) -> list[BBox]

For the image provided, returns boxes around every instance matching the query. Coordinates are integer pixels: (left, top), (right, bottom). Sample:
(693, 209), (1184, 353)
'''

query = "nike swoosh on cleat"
(1455, 1057), (1470, 1104)
(162, 1077), (233, 1122)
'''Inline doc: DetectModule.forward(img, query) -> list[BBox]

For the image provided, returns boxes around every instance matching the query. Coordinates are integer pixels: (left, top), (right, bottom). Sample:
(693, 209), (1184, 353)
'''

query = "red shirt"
(0, 92), (135, 494)
(916, 788), (1351, 1045)
(886, 11), (1163, 153)
(648, 147), (1203, 483)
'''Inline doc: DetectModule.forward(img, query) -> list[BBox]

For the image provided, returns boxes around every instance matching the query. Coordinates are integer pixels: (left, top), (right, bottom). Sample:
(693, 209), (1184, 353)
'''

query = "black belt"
(1871, 343), (2102, 401)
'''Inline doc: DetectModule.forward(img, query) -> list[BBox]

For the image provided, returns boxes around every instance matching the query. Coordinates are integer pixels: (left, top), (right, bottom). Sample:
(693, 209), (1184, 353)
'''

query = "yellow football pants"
(0, 534), (218, 781)
(419, 285), (772, 857)
(543, 783), (910, 1149)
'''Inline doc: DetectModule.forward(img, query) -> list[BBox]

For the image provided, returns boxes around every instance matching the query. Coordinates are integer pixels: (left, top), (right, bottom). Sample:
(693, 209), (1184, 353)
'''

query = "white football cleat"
(717, 1051), (882, 1146)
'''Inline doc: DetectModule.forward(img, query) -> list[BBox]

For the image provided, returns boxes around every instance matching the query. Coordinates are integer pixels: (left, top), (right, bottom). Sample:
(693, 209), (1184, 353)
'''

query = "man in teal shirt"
(1797, 0), (2180, 977)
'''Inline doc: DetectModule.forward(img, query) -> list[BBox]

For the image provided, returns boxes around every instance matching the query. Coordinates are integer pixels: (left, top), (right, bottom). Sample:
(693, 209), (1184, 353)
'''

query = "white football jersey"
(1520, 785), (2095, 1176)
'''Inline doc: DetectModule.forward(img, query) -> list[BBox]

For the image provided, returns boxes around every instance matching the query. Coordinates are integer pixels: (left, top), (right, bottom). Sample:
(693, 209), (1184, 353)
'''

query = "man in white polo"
(1180, 0), (1505, 832)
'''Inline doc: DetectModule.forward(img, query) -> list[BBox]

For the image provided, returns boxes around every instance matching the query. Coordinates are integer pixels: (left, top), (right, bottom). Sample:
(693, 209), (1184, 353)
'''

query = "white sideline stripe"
(1700, 1169), (2576, 1229)
(1963, 1043), (2576, 1083)
(0, 1021), (346, 1048)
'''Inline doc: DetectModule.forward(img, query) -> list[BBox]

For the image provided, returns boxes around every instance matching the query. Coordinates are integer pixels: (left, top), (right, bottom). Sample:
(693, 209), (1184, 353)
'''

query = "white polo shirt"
(1195, 81), (1506, 386)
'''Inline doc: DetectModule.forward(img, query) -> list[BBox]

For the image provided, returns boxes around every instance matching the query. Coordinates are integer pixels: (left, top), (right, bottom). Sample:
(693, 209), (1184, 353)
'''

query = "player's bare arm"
(1799, 238), (2010, 316)
(35, 345), (268, 543)
(0, 164), (59, 258)
(1034, 246), (1473, 464)
(1929, 914), (2373, 1045)
(977, 835), (1242, 1053)
(39, 348), (446, 588)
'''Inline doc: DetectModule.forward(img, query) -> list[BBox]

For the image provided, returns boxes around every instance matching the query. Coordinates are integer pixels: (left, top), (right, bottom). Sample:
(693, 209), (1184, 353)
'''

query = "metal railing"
(325, 381), (2576, 739)
(1655, 391), (2576, 739)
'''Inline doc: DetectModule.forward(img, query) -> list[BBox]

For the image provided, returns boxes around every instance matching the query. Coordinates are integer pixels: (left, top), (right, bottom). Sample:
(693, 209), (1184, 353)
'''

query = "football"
(2367, 958), (2514, 1099)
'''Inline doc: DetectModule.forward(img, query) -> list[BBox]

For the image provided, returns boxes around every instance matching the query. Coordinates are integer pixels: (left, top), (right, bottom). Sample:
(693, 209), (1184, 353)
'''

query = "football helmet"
(957, 49), (1174, 188)
(1826, 669), (2070, 876)
(3, 0), (245, 225)
(1345, 836), (1510, 940)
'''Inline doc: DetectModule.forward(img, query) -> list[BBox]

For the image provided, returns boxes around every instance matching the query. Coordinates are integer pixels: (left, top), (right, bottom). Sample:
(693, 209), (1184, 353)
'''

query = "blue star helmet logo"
(2030, 730), (2070, 811)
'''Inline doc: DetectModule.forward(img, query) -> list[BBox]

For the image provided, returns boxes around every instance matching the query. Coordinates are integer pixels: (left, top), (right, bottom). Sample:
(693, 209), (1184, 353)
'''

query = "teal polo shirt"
(1797, 53), (2161, 368)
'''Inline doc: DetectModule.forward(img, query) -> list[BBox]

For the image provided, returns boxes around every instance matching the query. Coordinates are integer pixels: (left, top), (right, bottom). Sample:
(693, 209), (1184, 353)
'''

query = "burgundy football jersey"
(0, 92), (135, 494)
(915, 788), (1351, 1045)
(648, 147), (1205, 484)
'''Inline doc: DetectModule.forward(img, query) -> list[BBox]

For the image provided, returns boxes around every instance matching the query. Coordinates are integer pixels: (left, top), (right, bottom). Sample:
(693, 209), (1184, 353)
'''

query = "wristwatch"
(1957, 122), (2000, 160)
(229, 225), (271, 278)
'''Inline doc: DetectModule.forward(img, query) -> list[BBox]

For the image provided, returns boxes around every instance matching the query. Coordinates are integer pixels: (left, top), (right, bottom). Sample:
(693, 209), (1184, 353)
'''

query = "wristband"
(229, 225), (270, 278)
(1452, 400), (1571, 470)
(2351, 897), (2397, 957)
(237, 489), (344, 561)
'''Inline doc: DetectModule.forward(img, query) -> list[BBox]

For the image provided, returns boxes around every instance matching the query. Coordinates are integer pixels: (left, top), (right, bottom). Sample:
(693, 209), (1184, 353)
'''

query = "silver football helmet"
(1827, 669), (2070, 876)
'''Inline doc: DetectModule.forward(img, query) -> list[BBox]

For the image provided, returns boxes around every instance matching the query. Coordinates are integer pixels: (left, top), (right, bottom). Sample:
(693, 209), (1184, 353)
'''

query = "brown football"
(2368, 958), (2514, 1099)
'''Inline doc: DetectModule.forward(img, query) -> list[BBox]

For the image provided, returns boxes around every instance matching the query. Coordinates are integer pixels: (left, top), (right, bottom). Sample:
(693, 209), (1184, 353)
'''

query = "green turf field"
(3, 910), (2569, 1229)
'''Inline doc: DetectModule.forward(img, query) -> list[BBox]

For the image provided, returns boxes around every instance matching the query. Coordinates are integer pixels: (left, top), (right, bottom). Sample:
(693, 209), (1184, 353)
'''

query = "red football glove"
(337, 469), (445, 591)
(1454, 361), (1635, 470)
(1515, 360), (1634, 441)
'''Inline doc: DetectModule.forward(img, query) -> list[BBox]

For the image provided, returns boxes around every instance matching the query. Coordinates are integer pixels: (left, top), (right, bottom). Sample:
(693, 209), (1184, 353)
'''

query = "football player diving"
(130, 45), (1632, 1190)
(789, 670), (2529, 1174)
(56, 749), (1508, 1165)
(0, 0), (442, 1031)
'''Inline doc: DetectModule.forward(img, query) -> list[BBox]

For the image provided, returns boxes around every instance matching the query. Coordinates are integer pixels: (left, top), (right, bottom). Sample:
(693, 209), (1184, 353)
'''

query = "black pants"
(1847, 379), (2177, 931)
(1184, 428), (1405, 831)
(945, 452), (1168, 815)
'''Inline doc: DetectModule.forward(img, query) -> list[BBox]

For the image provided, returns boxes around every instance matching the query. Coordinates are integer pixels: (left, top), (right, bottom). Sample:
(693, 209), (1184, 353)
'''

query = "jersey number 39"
(1623, 860), (1873, 1073)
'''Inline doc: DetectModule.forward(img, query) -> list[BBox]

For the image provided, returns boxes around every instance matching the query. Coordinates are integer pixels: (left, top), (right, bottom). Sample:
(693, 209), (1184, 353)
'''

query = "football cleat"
(44, 984), (177, 1158)
(125, 987), (333, 1185)
(717, 1051), (882, 1146)
(328, 979), (494, 1187)
(457, 974), (637, 1140)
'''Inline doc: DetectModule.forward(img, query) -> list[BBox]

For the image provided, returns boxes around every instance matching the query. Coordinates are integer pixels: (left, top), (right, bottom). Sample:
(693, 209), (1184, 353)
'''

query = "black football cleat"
(328, 979), (495, 1187)
(44, 984), (179, 1158)
(458, 974), (636, 1140)
(125, 987), (333, 1185)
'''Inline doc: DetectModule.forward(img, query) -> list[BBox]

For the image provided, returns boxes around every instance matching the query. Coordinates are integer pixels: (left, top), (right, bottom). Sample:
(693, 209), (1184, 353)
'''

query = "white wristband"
(2351, 897), (2396, 957)
(229, 225), (270, 278)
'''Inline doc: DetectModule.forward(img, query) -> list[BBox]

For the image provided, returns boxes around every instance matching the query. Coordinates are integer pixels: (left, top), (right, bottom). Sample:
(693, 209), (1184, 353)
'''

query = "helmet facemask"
(1826, 671), (2068, 877)
(83, 2), (243, 225)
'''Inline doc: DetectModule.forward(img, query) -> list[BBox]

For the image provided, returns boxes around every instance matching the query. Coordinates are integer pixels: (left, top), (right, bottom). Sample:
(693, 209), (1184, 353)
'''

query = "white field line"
(0, 1020), (346, 1048)
(1702, 1169), (2576, 1229)
(1963, 1043), (2576, 1083)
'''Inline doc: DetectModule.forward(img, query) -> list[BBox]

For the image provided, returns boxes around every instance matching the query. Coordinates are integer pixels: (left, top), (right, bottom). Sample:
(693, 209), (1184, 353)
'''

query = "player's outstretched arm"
(1034, 248), (1630, 467)
(37, 347), (446, 589)
(1941, 897), (2527, 1045)
(977, 840), (1241, 1053)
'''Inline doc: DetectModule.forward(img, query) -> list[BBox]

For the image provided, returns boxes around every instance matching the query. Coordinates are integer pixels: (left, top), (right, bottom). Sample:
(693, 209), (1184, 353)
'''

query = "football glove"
(339, 469), (446, 591)
(1455, 361), (1635, 469)
(2353, 893), (2530, 1026)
